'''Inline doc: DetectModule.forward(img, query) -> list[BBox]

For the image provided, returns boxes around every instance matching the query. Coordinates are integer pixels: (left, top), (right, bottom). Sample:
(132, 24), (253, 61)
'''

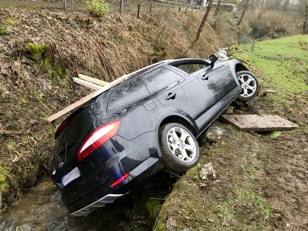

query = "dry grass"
(243, 8), (303, 36)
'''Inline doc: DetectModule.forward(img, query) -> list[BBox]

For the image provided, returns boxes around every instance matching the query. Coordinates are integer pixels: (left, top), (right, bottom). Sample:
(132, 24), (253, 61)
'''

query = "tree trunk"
(214, 0), (221, 16)
(62, 0), (67, 11)
(304, 5), (308, 34)
(182, 0), (213, 55)
(237, 0), (250, 26)
(120, 0), (124, 13)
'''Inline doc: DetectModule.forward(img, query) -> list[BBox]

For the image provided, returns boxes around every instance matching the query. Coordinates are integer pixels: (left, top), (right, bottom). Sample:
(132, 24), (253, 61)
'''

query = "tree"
(237, 0), (250, 26)
(183, 0), (213, 55)
(214, 0), (222, 16)
(304, 5), (308, 34)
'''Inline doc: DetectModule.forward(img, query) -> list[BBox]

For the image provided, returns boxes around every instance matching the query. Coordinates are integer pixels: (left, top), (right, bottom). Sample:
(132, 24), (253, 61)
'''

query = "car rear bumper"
(71, 193), (127, 216)
(68, 156), (163, 216)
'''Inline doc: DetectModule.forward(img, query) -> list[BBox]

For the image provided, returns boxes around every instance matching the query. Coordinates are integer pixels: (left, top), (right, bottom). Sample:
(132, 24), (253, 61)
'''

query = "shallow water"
(0, 171), (176, 231)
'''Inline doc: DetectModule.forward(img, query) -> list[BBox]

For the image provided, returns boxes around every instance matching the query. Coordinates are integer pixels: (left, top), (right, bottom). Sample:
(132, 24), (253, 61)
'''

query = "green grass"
(234, 35), (308, 96)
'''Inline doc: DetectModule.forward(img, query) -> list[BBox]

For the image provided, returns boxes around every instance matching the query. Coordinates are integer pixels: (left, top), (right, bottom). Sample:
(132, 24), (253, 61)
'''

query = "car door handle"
(201, 75), (209, 80)
(165, 93), (176, 100)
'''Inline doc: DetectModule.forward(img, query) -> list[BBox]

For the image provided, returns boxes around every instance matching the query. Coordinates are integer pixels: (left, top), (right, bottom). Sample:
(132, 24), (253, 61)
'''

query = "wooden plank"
(47, 75), (129, 122)
(73, 78), (103, 90)
(46, 91), (98, 122)
(47, 60), (174, 122)
(221, 114), (298, 131)
(78, 74), (109, 86)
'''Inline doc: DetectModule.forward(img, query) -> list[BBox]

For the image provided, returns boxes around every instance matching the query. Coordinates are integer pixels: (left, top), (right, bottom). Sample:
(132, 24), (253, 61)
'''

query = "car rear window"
(108, 76), (148, 110)
(142, 67), (183, 93)
(54, 105), (93, 158)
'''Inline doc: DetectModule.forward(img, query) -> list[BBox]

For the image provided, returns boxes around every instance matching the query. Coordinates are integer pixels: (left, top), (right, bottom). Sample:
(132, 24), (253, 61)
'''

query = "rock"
(166, 217), (177, 228)
(217, 48), (229, 61)
(47, 221), (68, 231)
(223, 106), (234, 114)
(205, 125), (231, 142)
(262, 89), (276, 96)
(199, 162), (216, 180)
(15, 224), (32, 231)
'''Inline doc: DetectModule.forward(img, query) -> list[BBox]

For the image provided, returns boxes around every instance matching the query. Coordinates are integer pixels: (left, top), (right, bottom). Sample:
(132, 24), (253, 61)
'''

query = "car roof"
(92, 58), (210, 99)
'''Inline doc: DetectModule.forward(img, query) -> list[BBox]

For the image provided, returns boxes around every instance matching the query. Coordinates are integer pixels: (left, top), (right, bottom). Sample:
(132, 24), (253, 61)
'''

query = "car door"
(142, 66), (212, 122)
(198, 65), (238, 103)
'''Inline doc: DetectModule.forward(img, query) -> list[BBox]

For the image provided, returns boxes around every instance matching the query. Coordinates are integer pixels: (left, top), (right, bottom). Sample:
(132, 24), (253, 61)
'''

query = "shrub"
(84, 0), (109, 18)
(0, 25), (9, 35)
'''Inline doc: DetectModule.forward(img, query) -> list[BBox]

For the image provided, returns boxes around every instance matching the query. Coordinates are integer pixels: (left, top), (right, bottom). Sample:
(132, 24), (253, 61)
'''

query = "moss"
(28, 43), (49, 62)
(153, 221), (165, 231)
(269, 131), (281, 139)
(0, 25), (9, 35)
(27, 43), (66, 80)
(6, 18), (16, 26)
(145, 200), (161, 219)
(0, 162), (11, 207)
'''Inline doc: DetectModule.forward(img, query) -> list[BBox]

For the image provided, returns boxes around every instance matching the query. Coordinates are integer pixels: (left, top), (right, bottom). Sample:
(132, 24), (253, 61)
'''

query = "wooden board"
(78, 74), (109, 86)
(46, 91), (97, 122)
(221, 114), (298, 131)
(73, 78), (103, 90)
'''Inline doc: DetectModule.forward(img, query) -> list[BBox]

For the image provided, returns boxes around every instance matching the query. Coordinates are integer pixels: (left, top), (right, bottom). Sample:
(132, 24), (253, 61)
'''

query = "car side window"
(174, 63), (206, 74)
(142, 67), (183, 93)
(108, 76), (149, 110)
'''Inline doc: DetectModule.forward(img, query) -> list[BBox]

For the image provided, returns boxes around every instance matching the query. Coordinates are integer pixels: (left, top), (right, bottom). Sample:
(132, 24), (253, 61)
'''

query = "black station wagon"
(51, 56), (259, 216)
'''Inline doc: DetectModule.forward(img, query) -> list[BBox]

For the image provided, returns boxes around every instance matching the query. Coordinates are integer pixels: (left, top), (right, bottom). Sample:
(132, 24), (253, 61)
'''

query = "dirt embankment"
(0, 8), (226, 210)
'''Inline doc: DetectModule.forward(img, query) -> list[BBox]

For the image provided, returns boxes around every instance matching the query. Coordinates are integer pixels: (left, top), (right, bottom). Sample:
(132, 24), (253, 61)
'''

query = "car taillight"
(77, 120), (120, 162)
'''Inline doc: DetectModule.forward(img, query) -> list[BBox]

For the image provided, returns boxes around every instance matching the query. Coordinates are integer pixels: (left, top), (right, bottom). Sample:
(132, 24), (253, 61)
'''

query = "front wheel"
(159, 123), (200, 174)
(237, 70), (259, 101)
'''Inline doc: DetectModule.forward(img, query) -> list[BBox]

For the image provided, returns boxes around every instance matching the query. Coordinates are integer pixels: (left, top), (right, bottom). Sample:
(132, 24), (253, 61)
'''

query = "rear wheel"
(237, 70), (259, 101)
(159, 123), (200, 174)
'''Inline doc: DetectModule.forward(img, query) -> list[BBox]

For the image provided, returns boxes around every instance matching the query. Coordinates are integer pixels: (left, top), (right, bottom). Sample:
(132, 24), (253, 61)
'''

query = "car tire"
(237, 70), (259, 101)
(159, 123), (200, 174)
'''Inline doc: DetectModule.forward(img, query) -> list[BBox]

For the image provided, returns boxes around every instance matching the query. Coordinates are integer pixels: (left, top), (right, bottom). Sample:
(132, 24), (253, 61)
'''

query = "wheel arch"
(235, 63), (249, 73)
(159, 115), (196, 135)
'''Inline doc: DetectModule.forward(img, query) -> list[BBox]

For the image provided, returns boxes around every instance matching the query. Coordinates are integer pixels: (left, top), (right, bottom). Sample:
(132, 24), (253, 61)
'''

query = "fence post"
(150, 0), (153, 14)
(304, 5), (308, 34)
(62, 0), (67, 11)
(137, 4), (141, 18)
(120, 0), (124, 13)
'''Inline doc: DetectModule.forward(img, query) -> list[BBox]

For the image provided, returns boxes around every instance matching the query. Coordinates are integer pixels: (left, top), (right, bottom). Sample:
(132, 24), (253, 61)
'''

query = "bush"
(84, 0), (109, 18)
(0, 25), (9, 35)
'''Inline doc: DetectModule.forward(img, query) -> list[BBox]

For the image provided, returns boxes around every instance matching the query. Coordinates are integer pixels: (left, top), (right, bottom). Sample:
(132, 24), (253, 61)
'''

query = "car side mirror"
(209, 55), (218, 68)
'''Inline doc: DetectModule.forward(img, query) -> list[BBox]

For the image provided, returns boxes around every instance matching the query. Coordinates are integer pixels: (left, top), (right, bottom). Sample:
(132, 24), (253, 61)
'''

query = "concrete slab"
(221, 114), (298, 131)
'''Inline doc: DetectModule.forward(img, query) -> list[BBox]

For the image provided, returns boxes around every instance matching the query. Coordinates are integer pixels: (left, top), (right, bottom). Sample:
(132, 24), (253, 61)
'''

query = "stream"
(0, 171), (177, 231)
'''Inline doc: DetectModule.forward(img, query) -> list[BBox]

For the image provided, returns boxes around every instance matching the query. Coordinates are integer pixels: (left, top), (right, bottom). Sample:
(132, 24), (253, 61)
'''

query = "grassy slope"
(154, 35), (308, 230)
